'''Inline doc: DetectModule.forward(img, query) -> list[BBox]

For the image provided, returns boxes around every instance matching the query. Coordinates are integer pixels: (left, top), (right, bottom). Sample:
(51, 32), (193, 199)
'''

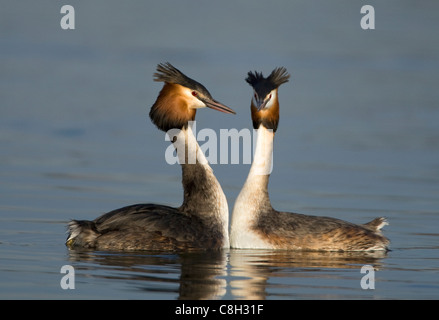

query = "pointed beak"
(255, 98), (268, 111)
(202, 98), (236, 114)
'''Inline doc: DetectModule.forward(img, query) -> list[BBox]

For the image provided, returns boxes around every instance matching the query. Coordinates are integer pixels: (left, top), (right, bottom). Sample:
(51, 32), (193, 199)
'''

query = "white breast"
(230, 126), (275, 249)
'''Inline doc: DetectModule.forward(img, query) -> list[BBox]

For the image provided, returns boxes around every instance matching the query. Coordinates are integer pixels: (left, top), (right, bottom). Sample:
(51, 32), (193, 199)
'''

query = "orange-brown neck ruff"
(251, 93), (279, 132)
(149, 83), (197, 132)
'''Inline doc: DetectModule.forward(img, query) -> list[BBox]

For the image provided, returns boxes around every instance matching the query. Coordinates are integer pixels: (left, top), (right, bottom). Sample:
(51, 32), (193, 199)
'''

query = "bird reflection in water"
(229, 249), (387, 299)
(67, 249), (387, 299)
(67, 248), (227, 300)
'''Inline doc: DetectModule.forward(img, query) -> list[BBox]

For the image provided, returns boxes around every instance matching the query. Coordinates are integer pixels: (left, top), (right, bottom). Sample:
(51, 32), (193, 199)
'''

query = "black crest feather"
(246, 67), (290, 97)
(267, 67), (290, 87)
(154, 62), (212, 98)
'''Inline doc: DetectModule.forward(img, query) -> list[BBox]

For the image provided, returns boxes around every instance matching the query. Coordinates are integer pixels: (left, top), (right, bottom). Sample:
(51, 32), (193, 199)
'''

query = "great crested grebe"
(66, 62), (235, 251)
(230, 67), (389, 251)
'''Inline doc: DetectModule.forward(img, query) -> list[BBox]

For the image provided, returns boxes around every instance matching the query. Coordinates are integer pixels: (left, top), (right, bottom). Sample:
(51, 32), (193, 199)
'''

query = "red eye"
(192, 91), (198, 96)
(268, 94), (272, 99)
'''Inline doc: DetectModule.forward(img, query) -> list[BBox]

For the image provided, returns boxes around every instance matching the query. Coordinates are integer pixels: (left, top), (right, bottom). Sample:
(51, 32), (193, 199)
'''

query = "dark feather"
(154, 62), (213, 99)
(67, 204), (224, 251)
(246, 67), (290, 98)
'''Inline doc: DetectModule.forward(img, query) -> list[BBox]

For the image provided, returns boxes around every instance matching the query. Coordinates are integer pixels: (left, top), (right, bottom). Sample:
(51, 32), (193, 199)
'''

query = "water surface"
(1, 0), (439, 300)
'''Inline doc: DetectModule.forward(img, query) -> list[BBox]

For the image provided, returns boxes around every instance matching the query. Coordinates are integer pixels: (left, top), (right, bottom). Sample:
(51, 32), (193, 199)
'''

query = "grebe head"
(246, 67), (290, 111)
(150, 62), (235, 132)
(246, 67), (290, 132)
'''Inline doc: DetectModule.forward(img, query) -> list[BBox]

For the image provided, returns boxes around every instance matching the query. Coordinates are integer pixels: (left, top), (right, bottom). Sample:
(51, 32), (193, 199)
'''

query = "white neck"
(173, 125), (230, 248)
(230, 125), (274, 248)
(249, 126), (274, 177)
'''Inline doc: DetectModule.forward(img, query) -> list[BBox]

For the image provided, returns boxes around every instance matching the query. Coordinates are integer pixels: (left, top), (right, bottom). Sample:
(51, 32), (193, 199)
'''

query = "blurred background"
(1, 0), (438, 299)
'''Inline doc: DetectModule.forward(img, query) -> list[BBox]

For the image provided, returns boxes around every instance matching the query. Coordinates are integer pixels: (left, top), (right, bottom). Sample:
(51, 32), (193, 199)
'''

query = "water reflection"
(229, 249), (387, 299)
(68, 249), (228, 299)
(68, 248), (387, 299)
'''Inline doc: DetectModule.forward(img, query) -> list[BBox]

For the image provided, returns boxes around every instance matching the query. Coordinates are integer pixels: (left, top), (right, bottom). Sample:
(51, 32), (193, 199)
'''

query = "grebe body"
(230, 68), (389, 251)
(67, 63), (235, 251)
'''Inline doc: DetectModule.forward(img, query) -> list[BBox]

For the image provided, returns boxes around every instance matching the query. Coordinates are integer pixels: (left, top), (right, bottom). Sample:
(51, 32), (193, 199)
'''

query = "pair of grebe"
(66, 63), (389, 252)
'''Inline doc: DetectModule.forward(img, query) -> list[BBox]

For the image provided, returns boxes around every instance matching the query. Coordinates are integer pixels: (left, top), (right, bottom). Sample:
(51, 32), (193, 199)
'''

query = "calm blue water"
(1, 0), (439, 300)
